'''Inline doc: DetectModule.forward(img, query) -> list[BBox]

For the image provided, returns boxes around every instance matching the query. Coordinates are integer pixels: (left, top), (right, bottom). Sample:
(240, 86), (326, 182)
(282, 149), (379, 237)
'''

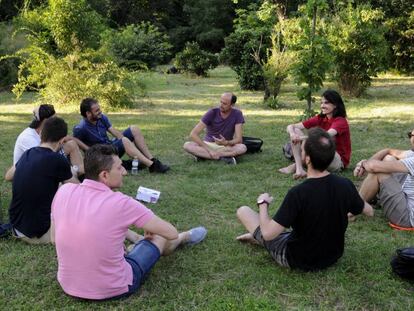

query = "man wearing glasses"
(354, 129), (414, 228)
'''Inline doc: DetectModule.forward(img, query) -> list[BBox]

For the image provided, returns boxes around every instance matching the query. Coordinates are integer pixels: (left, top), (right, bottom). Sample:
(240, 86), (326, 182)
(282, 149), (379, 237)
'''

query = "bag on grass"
(391, 247), (414, 281)
(242, 136), (263, 153)
(282, 142), (294, 161)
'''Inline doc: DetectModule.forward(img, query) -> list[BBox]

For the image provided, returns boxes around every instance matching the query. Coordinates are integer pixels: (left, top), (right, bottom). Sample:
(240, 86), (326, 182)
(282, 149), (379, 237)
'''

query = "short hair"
(40, 117), (68, 143)
(29, 104), (55, 129)
(84, 144), (117, 181)
(321, 90), (347, 118)
(80, 98), (98, 118)
(231, 94), (237, 105)
(304, 127), (336, 171)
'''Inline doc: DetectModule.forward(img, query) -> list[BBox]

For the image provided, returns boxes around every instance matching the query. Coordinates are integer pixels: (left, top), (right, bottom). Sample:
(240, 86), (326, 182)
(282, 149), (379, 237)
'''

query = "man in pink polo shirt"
(51, 144), (207, 300)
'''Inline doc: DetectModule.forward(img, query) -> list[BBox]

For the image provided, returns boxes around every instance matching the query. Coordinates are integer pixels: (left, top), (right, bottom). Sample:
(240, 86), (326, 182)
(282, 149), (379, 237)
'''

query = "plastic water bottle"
(131, 157), (139, 175)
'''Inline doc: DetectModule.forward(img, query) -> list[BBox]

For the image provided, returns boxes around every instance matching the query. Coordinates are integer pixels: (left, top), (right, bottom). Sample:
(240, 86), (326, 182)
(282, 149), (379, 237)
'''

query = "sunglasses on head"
(408, 132), (414, 138)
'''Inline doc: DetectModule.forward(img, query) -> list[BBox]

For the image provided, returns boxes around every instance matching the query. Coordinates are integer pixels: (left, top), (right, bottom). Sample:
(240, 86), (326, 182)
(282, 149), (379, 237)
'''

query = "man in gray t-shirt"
(183, 92), (247, 165)
(354, 129), (414, 228)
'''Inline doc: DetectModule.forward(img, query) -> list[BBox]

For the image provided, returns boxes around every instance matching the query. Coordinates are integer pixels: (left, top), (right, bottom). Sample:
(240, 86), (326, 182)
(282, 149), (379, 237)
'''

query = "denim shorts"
(111, 127), (134, 157)
(110, 239), (161, 300)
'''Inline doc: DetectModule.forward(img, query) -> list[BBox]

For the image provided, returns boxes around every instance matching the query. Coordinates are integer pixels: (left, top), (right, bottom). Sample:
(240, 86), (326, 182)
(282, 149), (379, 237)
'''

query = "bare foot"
(236, 233), (260, 245)
(279, 163), (296, 175)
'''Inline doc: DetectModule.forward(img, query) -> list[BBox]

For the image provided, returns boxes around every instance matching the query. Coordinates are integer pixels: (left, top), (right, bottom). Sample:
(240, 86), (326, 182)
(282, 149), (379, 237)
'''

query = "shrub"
(328, 5), (388, 96)
(253, 33), (294, 105)
(101, 22), (172, 70)
(221, 3), (275, 90)
(174, 42), (218, 76)
(13, 48), (144, 109)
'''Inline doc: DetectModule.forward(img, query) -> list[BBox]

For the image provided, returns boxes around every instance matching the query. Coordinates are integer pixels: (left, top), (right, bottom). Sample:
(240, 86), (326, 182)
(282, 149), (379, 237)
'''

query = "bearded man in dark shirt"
(236, 127), (373, 271)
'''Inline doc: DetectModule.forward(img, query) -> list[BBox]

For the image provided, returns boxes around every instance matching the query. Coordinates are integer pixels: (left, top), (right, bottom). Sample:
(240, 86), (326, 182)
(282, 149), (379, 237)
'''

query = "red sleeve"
(330, 117), (349, 135)
(302, 116), (320, 129)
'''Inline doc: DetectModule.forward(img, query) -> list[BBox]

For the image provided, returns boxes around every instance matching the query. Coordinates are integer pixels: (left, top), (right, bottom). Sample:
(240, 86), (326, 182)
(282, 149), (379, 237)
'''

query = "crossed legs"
(183, 141), (247, 160)
(235, 206), (261, 245)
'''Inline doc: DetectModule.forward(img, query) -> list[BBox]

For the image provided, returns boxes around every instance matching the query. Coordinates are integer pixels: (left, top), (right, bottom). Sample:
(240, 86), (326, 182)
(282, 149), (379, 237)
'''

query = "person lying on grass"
(183, 92), (247, 165)
(279, 90), (351, 179)
(8, 117), (79, 244)
(51, 144), (207, 300)
(73, 97), (169, 173)
(5, 104), (86, 181)
(237, 128), (373, 271)
(353, 128), (414, 228)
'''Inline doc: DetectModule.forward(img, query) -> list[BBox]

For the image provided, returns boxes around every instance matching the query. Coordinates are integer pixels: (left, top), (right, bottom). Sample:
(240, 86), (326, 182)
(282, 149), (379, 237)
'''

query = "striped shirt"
(400, 150), (414, 226)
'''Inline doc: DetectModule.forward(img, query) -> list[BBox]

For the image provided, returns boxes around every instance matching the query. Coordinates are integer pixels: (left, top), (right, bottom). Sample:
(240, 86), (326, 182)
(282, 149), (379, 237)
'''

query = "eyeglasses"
(408, 132), (414, 138)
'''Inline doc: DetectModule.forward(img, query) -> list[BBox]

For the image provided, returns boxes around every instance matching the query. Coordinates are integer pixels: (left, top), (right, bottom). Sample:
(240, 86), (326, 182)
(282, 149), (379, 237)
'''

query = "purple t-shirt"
(201, 107), (245, 142)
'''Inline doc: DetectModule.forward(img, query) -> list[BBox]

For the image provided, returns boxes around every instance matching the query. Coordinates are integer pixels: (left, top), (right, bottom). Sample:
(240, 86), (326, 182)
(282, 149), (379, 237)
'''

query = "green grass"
(1, 66), (414, 310)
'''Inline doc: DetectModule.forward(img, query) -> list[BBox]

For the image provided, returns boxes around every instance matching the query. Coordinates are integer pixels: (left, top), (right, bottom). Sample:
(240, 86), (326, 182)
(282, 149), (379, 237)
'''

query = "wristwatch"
(257, 199), (269, 208)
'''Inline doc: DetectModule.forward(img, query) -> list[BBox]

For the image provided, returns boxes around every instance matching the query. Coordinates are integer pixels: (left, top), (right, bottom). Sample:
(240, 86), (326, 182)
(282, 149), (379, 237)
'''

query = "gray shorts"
(379, 174), (411, 227)
(253, 227), (290, 267)
(327, 152), (344, 172)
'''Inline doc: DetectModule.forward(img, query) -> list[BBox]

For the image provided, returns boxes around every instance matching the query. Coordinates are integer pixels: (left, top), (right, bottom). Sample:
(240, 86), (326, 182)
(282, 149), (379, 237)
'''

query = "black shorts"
(253, 227), (290, 267)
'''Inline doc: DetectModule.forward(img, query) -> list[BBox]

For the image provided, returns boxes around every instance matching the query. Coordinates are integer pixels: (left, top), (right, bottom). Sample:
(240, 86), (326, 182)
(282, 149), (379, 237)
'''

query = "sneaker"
(186, 226), (207, 246)
(192, 155), (206, 162)
(149, 159), (170, 173)
(220, 156), (237, 165)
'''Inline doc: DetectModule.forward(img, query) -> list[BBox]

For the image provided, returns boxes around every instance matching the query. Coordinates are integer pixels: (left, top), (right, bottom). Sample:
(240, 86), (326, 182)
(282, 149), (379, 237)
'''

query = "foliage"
(221, 2), (277, 90)
(101, 22), (172, 69)
(174, 42), (218, 76)
(283, 0), (332, 112)
(253, 33), (295, 106)
(0, 22), (27, 89)
(13, 48), (144, 109)
(329, 4), (388, 96)
(386, 10), (414, 74)
(183, 0), (234, 52)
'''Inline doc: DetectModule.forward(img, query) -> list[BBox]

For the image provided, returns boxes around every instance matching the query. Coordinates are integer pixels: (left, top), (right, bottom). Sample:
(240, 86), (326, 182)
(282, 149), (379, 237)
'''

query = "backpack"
(282, 142), (294, 161)
(391, 247), (414, 281)
(243, 136), (263, 153)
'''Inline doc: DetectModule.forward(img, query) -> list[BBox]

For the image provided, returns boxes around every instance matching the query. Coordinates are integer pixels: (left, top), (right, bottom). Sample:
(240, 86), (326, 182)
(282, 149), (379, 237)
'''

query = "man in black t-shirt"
(236, 128), (373, 271)
(9, 117), (77, 244)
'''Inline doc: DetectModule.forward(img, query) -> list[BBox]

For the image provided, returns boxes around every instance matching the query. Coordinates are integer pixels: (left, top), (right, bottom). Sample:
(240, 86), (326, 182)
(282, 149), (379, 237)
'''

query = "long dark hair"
(320, 90), (347, 118)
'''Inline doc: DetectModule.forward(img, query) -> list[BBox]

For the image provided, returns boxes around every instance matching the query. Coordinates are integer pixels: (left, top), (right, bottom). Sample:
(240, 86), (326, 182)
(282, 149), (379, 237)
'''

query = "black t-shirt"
(9, 147), (72, 238)
(273, 174), (364, 271)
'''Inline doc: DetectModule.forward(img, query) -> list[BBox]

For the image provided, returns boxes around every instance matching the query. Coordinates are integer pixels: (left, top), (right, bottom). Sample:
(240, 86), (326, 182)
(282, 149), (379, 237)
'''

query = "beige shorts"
(327, 152), (344, 172)
(204, 141), (226, 151)
(379, 174), (411, 227)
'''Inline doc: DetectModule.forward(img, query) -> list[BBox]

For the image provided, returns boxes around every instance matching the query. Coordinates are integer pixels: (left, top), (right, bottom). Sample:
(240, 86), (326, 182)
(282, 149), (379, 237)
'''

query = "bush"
(101, 22), (172, 70)
(174, 42), (218, 76)
(328, 5), (389, 96)
(221, 3), (275, 90)
(0, 22), (27, 89)
(13, 48), (144, 109)
(386, 10), (414, 74)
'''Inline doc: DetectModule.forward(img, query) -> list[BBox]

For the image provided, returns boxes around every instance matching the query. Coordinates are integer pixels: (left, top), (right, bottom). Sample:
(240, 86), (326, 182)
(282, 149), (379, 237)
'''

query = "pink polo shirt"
(51, 179), (154, 300)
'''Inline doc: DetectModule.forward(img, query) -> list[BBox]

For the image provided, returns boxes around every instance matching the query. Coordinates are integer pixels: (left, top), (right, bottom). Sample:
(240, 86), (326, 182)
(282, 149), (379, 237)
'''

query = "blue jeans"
(110, 239), (161, 300)
(111, 127), (135, 157)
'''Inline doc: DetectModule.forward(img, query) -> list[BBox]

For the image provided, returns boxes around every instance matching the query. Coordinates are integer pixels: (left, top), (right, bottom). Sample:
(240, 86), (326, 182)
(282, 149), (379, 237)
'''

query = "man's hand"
(354, 160), (367, 177)
(213, 135), (228, 146)
(257, 193), (273, 206)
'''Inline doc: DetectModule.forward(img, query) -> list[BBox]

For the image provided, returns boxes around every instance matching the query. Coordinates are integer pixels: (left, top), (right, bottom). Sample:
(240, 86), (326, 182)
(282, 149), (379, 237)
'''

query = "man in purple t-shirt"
(183, 92), (247, 165)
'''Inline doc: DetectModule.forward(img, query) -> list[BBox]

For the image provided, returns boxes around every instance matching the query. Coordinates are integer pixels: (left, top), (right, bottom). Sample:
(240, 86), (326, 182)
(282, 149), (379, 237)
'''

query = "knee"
(183, 141), (193, 152)
(239, 144), (247, 154)
(236, 205), (251, 220)
(130, 125), (141, 136)
(383, 155), (397, 162)
(63, 140), (77, 153)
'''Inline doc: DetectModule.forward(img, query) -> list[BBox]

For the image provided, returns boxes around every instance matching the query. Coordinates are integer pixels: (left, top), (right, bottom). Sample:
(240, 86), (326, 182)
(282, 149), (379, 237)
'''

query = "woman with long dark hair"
(279, 90), (351, 179)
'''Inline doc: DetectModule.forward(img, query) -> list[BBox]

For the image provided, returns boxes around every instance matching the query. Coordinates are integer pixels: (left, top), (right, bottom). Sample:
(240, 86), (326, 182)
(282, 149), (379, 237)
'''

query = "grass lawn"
(1, 66), (414, 310)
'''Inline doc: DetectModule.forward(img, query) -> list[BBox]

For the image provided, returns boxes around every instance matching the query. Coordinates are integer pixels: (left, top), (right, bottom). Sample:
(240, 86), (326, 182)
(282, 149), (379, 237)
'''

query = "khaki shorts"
(204, 141), (226, 151)
(327, 152), (344, 172)
(379, 174), (411, 227)
(13, 227), (52, 244)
